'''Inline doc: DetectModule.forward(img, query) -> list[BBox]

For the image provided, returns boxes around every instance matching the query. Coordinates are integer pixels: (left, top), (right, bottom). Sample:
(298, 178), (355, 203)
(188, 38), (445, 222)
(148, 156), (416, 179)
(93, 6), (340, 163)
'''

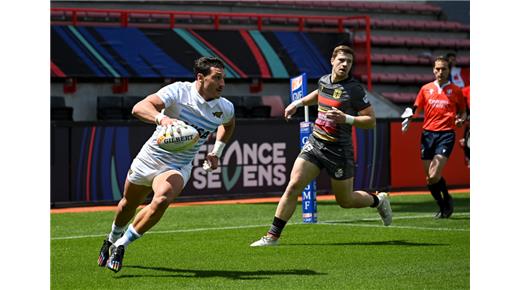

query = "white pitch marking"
(51, 213), (470, 240)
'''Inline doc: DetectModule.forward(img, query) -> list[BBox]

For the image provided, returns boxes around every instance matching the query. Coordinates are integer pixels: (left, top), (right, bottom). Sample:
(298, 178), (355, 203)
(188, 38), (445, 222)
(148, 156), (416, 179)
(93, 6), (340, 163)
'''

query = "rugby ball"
(156, 123), (200, 152)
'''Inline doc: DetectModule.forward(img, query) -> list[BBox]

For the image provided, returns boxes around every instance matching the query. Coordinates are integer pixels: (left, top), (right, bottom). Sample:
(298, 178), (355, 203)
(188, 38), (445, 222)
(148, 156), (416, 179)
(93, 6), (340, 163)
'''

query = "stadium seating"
(381, 92), (417, 104)
(51, 96), (74, 121)
(233, 105), (249, 118)
(50, 1), (469, 116)
(249, 105), (272, 118)
(261, 95), (285, 117)
(122, 96), (142, 120)
(97, 96), (124, 120)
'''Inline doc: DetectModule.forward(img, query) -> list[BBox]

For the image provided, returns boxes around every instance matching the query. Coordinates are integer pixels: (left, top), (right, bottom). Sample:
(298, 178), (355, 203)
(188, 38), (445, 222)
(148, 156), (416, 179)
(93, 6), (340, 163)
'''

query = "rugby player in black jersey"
(251, 45), (392, 247)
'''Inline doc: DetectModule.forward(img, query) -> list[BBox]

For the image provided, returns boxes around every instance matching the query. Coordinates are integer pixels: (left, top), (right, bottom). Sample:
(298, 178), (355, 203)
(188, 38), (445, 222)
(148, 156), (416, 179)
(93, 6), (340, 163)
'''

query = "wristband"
(291, 99), (304, 108)
(154, 113), (166, 125)
(344, 114), (355, 125)
(211, 141), (226, 158)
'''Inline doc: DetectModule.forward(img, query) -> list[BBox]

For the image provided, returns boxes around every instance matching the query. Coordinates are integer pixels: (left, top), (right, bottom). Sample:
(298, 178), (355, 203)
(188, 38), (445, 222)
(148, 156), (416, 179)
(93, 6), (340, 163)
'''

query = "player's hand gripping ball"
(157, 122), (200, 152)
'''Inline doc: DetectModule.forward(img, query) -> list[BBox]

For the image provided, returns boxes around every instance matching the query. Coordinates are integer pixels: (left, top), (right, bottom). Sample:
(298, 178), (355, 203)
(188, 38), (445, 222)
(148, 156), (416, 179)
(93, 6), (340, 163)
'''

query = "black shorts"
(298, 135), (354, 180)
(421, 130), (455, 160)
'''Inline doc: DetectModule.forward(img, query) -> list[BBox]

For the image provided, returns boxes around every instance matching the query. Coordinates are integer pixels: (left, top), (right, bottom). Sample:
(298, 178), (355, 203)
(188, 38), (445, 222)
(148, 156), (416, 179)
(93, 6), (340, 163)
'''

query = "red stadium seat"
(382, 92), (416, 103)
(422, 38), (440, 47)
(456, 39), (470, 49)
(371, 54), (385, 63)
(396, 74), (416, 84)
(457, 56), (470, 66)
(404, 37), (423, 47)
(383, 54), (401, 64)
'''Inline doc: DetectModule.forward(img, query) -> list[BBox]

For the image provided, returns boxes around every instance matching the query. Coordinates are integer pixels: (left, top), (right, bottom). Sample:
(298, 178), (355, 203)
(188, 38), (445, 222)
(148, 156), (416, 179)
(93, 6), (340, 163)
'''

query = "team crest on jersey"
(333, 89), (342, 99)
(446, 89), (452, 96)
(429, 88), (434, 95)
(334, 168), (344, 178)
(213, 111), (223, 118)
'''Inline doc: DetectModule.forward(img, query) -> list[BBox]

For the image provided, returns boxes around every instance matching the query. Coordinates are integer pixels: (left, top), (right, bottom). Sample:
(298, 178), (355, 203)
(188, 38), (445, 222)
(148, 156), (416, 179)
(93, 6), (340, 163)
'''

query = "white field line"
(51, 213), (469, 241)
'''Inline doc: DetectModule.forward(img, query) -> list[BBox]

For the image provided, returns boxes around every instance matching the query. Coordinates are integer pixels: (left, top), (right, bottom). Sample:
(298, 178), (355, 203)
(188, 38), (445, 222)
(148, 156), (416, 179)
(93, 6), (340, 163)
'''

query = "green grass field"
(51, 192), (470, 289)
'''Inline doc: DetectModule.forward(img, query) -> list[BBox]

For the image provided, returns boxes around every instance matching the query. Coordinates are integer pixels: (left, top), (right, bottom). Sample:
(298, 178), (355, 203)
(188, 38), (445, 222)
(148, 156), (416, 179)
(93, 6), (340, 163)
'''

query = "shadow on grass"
(285, 239), (446, 247)
(115, 266), (326, 280)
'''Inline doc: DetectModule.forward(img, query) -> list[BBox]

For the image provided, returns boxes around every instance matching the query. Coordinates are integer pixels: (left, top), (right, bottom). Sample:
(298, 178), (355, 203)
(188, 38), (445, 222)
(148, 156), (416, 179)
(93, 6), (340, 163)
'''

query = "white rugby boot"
(376, 192), (393, 226)
(250, 236), (279, 247)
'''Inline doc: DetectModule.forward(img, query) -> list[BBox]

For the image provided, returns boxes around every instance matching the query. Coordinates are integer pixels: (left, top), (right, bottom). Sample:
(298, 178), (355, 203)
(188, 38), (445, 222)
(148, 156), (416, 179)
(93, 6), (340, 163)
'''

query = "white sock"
(108, 222), (125, 243)
(114, 224), (142, 248)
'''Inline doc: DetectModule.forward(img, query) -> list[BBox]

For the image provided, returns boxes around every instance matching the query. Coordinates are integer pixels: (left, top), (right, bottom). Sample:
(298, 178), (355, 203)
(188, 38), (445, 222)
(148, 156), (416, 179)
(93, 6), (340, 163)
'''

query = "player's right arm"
(132, 94), (178, 126)
(284, 89), (318, 120)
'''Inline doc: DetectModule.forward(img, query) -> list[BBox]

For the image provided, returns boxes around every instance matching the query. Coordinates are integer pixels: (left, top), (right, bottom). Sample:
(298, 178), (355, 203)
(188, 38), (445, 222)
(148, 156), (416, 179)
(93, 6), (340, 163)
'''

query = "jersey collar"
(434, 80), (451, 90)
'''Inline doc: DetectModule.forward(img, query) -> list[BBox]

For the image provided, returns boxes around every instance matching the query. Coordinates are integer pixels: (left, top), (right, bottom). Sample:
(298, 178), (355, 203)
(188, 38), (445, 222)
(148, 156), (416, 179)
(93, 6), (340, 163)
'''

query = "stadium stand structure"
(51, 0), (469, 118)
(97, 96), (124, 120)
(51, 96), (74, 121)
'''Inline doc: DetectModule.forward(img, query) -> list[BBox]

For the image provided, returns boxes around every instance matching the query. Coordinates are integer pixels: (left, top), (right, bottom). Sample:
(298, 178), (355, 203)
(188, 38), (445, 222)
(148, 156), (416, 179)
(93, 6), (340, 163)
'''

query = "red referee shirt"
(414, 81), (466, 131)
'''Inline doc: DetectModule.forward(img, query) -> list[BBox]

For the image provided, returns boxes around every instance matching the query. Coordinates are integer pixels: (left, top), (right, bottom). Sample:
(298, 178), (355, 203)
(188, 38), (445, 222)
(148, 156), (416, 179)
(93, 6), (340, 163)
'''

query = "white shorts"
(127, 154), (193, 188)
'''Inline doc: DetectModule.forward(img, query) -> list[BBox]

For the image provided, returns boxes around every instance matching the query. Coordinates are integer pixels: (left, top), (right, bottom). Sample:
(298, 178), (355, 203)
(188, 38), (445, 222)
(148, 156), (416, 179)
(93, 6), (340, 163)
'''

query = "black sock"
(369, 193), (379, 208)
(267, 216), (287, 238)
(427, 182), (444, 211)
(438, 177), (452, 202)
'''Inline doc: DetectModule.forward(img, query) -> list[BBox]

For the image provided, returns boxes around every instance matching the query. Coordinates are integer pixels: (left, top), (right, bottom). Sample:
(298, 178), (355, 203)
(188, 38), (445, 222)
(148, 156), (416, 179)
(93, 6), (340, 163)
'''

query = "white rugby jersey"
(139, 81), (234, 168)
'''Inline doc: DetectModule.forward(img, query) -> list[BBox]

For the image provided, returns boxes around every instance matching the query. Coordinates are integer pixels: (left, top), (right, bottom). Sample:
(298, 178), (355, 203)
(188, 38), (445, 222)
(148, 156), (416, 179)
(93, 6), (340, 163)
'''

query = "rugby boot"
(97, 239), (112, 267)
(106, 245), (125, 273)
(250, 236), (279, 247)
(376, 192), (392, 226)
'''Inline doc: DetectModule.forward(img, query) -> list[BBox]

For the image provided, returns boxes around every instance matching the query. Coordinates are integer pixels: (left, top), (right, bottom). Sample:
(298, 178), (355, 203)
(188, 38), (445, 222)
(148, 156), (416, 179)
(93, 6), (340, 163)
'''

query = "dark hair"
(193, 57), (225, 77)
(434, 55), (449, 66)
(332, 45), (355, 59)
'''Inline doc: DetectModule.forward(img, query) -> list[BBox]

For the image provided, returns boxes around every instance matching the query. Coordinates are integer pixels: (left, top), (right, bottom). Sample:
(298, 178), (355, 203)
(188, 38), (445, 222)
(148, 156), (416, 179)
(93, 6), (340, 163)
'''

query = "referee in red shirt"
(401, 56), (467, 218)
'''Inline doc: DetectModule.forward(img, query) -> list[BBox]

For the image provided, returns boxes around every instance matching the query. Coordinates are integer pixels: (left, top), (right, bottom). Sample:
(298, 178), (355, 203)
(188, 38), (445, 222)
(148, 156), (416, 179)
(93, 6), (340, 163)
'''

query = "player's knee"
(118, 197), (135, 211)
(285, 181), (305, 197)
(151, 195), (170, 211)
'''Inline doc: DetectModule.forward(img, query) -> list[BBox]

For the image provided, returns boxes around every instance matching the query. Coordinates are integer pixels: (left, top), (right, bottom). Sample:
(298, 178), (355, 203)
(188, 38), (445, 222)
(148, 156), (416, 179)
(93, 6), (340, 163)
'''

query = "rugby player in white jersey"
(97, 57), (235, 272)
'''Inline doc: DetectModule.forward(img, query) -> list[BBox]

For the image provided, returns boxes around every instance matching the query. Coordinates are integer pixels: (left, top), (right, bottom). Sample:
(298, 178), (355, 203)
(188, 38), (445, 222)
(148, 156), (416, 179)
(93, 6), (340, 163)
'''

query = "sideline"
(51, 188), (469, 214)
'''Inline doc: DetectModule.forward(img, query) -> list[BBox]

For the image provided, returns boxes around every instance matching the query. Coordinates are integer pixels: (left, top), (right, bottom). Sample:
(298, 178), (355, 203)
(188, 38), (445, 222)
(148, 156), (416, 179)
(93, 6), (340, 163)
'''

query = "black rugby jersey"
(312, 74), (371, 146)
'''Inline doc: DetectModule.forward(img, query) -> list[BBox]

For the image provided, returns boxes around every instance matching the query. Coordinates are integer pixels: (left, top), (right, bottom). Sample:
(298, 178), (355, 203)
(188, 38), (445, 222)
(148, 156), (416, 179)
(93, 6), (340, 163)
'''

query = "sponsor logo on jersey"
(213, 111), (223, 118)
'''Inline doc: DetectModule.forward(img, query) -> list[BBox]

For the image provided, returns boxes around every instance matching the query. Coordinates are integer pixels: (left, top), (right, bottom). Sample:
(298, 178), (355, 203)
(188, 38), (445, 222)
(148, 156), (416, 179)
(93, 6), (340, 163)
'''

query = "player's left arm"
(325, 106), (375, 129)
(353, 106), (376, 129)
(325, 85), (375, 129)
(454, 89), (467, 127)
(205, 117), (236, 171)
